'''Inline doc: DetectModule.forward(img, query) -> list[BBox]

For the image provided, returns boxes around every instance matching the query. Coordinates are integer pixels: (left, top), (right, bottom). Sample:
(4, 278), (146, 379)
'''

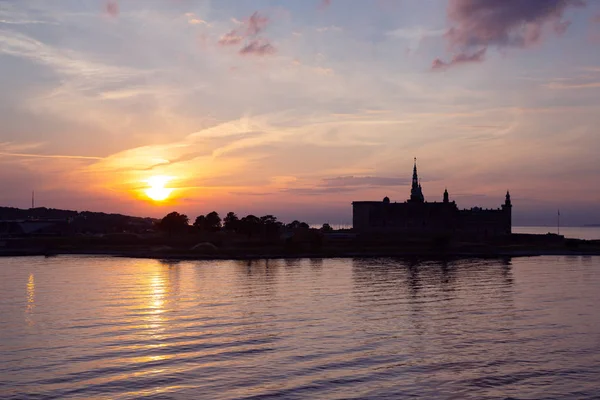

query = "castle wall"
(352, 201), (511, 238)
(458, 208), (511, 238)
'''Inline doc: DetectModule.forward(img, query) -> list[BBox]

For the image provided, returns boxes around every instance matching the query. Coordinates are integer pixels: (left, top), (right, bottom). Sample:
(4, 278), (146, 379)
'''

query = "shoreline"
(1, 248), (599, 260)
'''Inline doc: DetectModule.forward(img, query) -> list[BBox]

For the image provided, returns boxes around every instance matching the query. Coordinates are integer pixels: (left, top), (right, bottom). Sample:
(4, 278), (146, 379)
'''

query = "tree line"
(157, 211), (333, 237)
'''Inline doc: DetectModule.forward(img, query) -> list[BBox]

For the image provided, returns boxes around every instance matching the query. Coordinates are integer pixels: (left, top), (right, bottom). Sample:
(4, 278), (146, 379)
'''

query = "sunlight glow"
(144, 176), (174, 202)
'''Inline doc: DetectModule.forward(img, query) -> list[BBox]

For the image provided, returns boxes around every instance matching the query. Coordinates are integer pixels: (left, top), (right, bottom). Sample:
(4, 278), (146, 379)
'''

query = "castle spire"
(409, 158), (425, 203)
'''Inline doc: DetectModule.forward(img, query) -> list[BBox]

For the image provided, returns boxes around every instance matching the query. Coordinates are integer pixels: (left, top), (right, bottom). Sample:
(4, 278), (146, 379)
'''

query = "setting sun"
(144, 176), (174, 202)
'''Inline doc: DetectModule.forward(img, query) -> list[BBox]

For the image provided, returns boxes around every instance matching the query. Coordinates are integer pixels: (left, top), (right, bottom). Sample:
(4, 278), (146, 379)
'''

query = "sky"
(1, 0), (600, 226)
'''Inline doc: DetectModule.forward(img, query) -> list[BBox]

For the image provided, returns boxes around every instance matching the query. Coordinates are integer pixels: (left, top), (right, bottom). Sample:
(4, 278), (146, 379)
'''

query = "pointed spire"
(413, 158), (418, 178)
(409, 158), (425, 203)
(504, 190), (512, 207)
(443, 188), (449, 203)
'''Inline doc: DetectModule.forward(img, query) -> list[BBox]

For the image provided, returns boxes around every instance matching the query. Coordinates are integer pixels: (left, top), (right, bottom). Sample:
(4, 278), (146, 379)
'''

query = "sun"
(144, 175), (174, 202)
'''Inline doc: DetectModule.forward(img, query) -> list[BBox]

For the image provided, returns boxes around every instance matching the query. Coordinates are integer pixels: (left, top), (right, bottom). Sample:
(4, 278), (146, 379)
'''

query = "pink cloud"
(434, 0), (586, 68)
(218, 11), (276, 56)
(105, 0), (119, 18)
(446, 0), (585, 49)
(245, 12), (269, 36)
(218, 31), (243, 46)
(432, 48), (487, 70)
(239, 39), (276, 56)
(319, 0), (332, 10)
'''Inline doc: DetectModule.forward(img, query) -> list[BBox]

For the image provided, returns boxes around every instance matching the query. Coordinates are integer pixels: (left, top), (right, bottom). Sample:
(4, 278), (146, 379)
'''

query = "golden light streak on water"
(25, 272), (35, 325)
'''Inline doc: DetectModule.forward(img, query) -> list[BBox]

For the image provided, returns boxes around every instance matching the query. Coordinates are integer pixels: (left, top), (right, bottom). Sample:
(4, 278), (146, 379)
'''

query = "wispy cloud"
(544, 81), (600, 89)
(387, 26), (444, 39)
(0, 30), (146, 86)
(245, 12), (269, 36)
(184, 12), (208, 26)
(0, 19), (58, 25)
(432, 48), (486, 70)
(239, 39), (276, 56)
(218, 31), (243, 46)
(322, 176), (410, 187)
(0, 152), (103, 160)
(316, 25), (343, 33)
(281, 187), (355, 196)
(218, 11), (275, 55)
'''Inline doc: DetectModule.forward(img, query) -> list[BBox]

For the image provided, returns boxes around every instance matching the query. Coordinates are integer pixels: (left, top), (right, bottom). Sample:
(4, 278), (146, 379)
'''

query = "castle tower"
(504, 191), (511, 207)
(502, 190), (512, 234)
(443, 188), (449, 203)
(409, 158), (425, 203)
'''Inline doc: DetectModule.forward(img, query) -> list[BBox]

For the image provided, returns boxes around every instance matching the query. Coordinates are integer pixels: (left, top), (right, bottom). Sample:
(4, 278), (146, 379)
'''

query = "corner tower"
(502, 191), (512, 234)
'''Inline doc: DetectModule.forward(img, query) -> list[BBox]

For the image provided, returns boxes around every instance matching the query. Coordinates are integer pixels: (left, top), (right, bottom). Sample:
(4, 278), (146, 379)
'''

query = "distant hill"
(584, 224), (600, 227)
(0, 206), (157, 234)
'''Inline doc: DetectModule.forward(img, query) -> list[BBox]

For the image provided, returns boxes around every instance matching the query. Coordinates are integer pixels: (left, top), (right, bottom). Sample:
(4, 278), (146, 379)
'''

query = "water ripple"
(1, 256), (600, 399)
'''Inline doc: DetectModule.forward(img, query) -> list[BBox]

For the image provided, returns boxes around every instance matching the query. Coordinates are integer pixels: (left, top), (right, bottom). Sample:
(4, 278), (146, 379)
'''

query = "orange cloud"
(218, 31), (243, 46)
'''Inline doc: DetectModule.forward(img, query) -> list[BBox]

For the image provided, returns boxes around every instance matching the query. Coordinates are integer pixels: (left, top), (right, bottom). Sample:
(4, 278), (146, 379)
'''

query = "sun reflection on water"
(26, 272), (35, 325)
(145, 269), (169, 340)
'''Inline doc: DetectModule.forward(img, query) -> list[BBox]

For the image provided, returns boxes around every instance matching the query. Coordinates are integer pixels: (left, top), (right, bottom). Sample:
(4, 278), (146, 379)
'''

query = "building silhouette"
(352, 159), (512, 238)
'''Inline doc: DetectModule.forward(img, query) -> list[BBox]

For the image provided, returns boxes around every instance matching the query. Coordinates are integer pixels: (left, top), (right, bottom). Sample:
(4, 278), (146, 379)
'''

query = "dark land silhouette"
(0, 205), (599, 259)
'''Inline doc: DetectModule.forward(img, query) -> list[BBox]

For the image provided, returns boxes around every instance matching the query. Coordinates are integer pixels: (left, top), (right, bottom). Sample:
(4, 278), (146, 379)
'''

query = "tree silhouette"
(205, 211), (221, 231)
(286, 220), (310, 230)
(158, 212), (189, 235)
(239, 215), (261, 238)
(320, 223), (333, 232)
(193, 215), (206, 230)
(260, 215), (283, 238)
(223, 212), (239, 232)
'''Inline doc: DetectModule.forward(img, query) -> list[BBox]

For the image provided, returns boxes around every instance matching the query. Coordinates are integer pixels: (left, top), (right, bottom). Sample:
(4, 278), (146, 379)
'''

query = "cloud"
(245, 12), (269, 36)
(188, 18), (207, 25)
(432, 48), (487, 70)
(387, 26), (445, 40)
(435, 0), (586, 68)
(446, 0), (585, 48)
(319, 0), (332, 10)
(218, 31), (243, 46)
(316, 25), (342, 33)
(217, 11), (276, 55)
(322, 176), (410, 187)
(0, 19), (58, 25)
(281, 187), (354, 196)
(544, 81), (600, 89)
(0, 152), (103, 160)
(239, 39), (276, 56)
(281, 175), (411, 196)
(105, 0), (119, 18)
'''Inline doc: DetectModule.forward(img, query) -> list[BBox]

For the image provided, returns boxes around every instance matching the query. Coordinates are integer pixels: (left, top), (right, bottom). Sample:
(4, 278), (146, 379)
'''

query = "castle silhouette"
(352, 159), (512, 238)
